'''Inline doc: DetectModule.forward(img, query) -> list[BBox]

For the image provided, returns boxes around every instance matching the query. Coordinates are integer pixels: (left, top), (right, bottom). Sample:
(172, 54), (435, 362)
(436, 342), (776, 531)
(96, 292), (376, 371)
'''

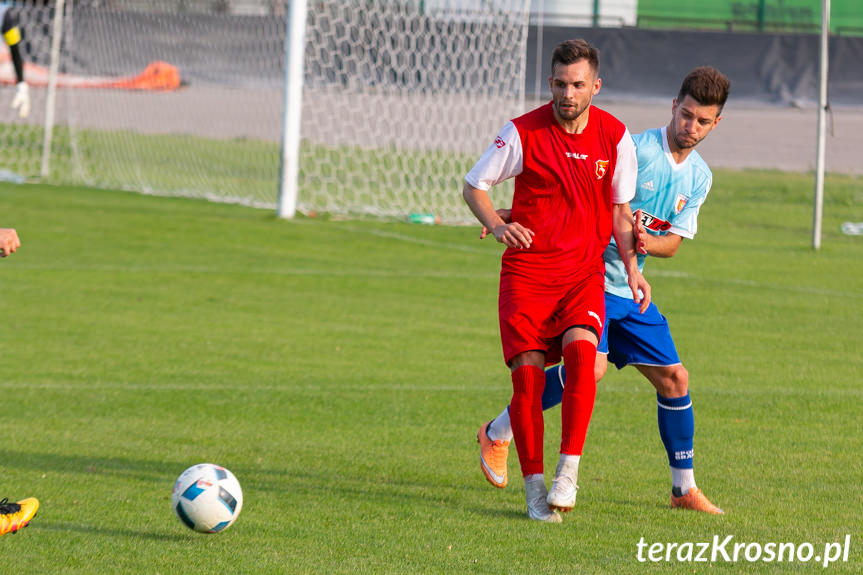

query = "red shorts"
(498, 271), (605, 366)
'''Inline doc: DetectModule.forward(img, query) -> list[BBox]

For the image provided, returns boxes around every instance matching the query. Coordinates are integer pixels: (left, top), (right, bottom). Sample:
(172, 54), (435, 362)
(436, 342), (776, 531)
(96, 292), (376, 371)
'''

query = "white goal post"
(0, 0), (530, 224)
(280, 0), (530, 223)
(3, 0), (290, 208)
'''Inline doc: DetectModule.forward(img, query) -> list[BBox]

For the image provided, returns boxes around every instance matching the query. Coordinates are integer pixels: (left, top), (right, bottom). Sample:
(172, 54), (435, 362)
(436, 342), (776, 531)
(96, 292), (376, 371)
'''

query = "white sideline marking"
(5, 262), (497, 280)
(338, 225), (863, 299)
(6, 260), (859, 298)
(7, 260), (859, 297)
(2, 380), (861, 398)
(0, 380), (493, 392)
(338, 223), (498, 255)
(648, 269), (862, 298)
(4, 221), (859, 297)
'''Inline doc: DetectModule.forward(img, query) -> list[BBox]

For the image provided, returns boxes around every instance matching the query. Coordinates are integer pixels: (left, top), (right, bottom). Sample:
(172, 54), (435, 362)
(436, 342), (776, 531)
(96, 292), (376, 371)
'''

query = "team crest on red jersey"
(494, 136), (506, 149)
(595, 159), (609, 179)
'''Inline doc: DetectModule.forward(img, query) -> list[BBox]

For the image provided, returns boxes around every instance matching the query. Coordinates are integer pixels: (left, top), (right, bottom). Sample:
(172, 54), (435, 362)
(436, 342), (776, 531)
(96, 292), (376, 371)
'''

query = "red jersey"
(466, 103), (637, 282)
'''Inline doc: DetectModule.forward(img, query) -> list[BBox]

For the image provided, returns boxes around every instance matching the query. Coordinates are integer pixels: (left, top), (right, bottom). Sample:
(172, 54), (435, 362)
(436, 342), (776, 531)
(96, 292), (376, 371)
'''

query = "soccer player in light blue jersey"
(477, 66), (730, 515)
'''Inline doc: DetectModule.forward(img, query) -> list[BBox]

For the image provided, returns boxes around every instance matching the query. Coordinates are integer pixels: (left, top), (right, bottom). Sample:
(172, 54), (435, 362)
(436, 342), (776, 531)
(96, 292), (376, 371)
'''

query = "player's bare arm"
(613, 203), (651, 312)
(643, 231), (683, 258)
(633, 209), (649, 255)
(0, 228), (21, 257)
(462, 183), (533, 249)
(634, 209), (683, 257)
(479, 208), (512, 239)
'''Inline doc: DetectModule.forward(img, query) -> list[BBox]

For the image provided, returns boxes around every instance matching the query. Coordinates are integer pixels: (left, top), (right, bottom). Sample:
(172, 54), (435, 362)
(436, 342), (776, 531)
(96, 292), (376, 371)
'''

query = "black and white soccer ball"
(171, 463), (243, 533)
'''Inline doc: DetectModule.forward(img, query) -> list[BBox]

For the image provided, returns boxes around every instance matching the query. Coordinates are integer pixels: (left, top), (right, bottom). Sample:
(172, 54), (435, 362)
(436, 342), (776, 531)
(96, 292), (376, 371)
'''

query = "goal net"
(1, 0), (529, 223)
(298, 0), (529, 223)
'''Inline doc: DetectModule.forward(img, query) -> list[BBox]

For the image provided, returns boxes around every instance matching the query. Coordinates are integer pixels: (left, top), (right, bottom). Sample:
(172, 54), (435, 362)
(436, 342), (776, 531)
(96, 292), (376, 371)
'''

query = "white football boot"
(525, 477), (562, 523)
(547, 459), (579, 512)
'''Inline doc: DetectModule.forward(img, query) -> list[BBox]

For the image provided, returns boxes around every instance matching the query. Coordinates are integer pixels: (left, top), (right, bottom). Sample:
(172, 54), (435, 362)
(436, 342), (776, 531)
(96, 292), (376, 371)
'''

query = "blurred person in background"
(1, 4), (30, 118)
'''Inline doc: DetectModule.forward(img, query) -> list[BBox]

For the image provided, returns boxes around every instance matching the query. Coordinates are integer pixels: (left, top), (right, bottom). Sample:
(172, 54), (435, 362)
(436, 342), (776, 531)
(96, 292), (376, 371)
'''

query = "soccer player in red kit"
(463, 39), (650, 522)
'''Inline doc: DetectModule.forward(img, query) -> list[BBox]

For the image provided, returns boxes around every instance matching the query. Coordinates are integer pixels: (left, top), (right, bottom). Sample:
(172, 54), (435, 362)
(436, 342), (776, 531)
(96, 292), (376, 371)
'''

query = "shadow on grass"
(0, 449), (193, 484)
(36, 520), (187, 542)
(1, 448), (534, 521)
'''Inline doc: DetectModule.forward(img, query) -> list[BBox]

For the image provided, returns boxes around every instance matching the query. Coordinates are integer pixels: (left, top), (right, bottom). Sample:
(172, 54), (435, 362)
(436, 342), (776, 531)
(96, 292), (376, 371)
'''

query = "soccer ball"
(171, 463), (243, 533)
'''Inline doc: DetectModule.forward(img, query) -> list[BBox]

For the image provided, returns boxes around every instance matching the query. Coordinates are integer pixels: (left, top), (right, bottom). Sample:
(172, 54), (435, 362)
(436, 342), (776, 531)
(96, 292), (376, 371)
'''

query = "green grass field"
(1, 122), (507, 222)
(1, 172), (861, 573)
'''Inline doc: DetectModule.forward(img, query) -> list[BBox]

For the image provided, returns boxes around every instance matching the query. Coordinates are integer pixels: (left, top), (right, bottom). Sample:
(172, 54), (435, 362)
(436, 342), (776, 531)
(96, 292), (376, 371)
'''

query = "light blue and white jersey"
(604, 126), (712, 298)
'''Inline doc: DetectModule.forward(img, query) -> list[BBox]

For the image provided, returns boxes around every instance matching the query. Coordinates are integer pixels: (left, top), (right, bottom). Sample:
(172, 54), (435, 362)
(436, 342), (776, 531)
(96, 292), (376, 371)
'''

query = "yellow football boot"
(0, 497), (39, 536)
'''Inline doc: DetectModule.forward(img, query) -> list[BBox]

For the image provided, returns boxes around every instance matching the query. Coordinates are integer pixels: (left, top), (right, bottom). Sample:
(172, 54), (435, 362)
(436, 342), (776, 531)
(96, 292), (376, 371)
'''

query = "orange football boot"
(477, 421), (509, 488)
(670, 488), (723, 514)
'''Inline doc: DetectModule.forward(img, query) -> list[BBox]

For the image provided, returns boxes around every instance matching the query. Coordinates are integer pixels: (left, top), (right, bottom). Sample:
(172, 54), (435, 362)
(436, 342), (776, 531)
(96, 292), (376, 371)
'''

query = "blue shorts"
(598, 292), (681, 369)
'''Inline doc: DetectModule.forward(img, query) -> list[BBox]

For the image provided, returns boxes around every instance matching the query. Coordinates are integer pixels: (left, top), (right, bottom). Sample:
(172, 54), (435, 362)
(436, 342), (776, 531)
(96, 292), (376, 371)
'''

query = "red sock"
(560, 340), (597, 455)
(509, 364), (545, 477)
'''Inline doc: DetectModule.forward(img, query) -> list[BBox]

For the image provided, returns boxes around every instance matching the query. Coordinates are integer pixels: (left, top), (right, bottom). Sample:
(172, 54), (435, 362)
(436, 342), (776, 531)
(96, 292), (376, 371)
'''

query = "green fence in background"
(637, 0), (863, 36)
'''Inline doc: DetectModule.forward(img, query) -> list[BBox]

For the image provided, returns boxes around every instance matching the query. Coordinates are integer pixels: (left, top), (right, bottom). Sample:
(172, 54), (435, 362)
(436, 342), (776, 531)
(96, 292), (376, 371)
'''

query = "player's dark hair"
(677, 66), (730, 112)
(551, 39), (599, 77)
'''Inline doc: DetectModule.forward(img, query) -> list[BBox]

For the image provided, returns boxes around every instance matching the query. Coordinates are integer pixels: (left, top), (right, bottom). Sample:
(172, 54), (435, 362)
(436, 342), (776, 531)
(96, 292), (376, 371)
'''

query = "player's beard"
(672, 128), (700, 150)
(670, 119), (701, 149)
(555, 99), (589, 122)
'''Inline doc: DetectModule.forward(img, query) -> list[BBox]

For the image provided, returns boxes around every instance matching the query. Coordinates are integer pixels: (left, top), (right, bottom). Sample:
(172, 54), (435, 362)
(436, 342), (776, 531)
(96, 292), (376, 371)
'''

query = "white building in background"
(218, 0), (637, 27)
(530, 0), (637, 27)
(420, 0), (637, 26)
(227, 0), (271, 15)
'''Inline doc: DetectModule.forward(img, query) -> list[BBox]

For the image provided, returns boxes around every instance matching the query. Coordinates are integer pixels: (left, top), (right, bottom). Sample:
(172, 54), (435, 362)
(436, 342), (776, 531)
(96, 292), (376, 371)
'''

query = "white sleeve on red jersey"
(611, 128), (637, 204)
(464, 121), (523, 191)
